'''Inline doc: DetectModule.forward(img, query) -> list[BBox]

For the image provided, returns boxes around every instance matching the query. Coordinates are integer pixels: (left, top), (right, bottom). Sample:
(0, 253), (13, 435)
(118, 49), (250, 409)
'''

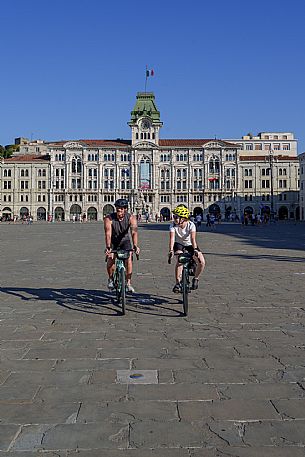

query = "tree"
(0, 144), (19, 158)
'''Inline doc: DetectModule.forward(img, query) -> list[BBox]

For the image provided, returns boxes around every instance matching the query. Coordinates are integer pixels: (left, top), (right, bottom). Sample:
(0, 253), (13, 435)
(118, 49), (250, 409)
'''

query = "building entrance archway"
(20, 207), (29, 218)
(2, 207), (12, 221)
(244, 206), (254, 215)
(70, 204), (81, 221)
(278, 206), (288, 220)
(37, 207), (46, 221)
(160, 207), (170, 221)
(87, 207), (97, 221)
(193, 207), (203, 217)
(208, 204), (220, 215)
(103, 204), (114, 217)
(55, 207), (65, 221)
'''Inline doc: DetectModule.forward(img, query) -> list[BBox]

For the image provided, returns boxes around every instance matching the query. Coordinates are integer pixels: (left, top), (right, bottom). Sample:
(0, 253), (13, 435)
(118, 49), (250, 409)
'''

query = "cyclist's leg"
(107, 257), (115, 278)
(118, 240), (134, 292)
(192, 251), (205, 289)
(173, 242), (183, 292)
(194, 252), (205, 275)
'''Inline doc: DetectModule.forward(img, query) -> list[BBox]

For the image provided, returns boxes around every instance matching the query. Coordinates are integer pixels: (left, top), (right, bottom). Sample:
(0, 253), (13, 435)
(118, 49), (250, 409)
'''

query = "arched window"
(161, 169), (165, 179)
(232, 169), (235, 177)
(177, 169), (181, 179)
(136, 133), (139, 139)
(279, 168), (282, 175)
(176, 155), (179, 161)
(245, 169), (248, 176)
(226, 154), (228, 161)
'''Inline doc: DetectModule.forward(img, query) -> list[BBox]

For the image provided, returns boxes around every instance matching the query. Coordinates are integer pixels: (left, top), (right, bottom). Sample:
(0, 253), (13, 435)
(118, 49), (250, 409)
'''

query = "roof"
(47, 138), (239, 149)
(3, 154), (50, 163)
(159, 139), (237, 147)
(49, 139), (132, 147)
(239, 155), (299, 161)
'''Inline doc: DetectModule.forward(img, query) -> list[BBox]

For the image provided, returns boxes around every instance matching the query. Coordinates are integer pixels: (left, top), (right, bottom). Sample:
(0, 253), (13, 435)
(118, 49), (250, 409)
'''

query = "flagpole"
(145, 65), (148, 93)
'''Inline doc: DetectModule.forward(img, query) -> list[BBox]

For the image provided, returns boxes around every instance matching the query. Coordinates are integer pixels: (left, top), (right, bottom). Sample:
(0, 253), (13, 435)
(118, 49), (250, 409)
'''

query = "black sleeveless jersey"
(110, 212), (131, 246)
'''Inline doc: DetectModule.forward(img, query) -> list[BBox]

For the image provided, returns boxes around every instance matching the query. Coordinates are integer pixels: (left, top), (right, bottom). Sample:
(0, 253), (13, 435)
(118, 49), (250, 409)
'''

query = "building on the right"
(299, 151), (305, 221)
(225, 132), (300, 220)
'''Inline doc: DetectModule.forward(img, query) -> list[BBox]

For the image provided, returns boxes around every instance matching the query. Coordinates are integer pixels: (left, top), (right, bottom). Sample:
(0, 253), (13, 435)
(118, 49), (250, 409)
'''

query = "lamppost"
(265, 149), (277, 219)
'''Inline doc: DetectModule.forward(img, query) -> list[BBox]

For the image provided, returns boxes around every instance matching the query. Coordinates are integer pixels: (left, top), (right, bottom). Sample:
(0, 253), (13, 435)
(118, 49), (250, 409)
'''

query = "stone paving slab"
(0, 221), (305, 454)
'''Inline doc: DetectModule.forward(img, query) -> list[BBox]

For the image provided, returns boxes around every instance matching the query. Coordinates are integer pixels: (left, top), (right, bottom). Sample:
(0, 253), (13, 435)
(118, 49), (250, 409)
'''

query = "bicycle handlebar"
(105, 249), (139, 262)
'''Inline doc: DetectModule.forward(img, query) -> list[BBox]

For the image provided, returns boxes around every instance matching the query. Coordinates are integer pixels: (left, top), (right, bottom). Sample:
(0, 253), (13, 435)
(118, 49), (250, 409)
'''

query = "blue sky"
(1, 0), (305, 152)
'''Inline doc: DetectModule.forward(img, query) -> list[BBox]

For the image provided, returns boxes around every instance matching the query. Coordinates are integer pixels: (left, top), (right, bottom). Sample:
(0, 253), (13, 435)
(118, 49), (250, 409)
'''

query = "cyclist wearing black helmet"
(104, 198), (140, 293)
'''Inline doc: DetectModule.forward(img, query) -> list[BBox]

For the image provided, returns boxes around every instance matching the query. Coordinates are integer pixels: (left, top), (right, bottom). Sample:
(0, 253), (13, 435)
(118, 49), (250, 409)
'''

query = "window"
(20, 181), (29, 190)
(246, 144), (253, 150)
(262, 180), (270, 188)
(255, 144), (262, 150)
(274, 144), (280, 150)
(283, 144), (290, 150)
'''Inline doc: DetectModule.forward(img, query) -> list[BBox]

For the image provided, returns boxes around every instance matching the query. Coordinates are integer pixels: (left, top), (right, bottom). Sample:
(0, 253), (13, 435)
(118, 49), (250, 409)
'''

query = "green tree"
(0, 144), (19, 158)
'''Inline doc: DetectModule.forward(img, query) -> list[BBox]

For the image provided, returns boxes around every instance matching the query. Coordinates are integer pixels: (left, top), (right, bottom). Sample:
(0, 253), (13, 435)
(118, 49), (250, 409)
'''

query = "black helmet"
(115, 198), (129, 209)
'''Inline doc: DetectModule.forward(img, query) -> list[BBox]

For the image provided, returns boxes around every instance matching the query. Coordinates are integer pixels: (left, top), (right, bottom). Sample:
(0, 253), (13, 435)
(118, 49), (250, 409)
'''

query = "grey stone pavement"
(0, 220), (305, 456)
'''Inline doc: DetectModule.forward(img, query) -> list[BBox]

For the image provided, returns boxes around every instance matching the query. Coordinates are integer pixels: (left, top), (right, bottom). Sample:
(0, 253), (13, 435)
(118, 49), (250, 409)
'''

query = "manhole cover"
(116, 370), (158, 384)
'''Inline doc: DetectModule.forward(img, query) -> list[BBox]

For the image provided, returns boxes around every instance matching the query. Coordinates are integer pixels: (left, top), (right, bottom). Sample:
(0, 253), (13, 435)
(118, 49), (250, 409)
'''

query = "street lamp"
(265, 149), (277, 219)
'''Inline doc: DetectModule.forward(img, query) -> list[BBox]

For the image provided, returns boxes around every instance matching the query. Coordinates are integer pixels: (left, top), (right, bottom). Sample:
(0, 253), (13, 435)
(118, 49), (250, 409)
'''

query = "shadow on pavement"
(140, 222), (305, 253)
(0, 287), (184, 317)
(204, 251), (305, 263)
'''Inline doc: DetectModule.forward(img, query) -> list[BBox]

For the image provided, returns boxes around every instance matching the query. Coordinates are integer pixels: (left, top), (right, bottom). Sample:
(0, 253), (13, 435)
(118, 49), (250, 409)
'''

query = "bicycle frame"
(111, 249), (132, 315)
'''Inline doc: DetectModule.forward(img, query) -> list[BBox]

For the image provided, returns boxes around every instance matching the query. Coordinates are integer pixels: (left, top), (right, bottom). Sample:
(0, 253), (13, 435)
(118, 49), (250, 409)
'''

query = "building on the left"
(0, 152), (50, 221)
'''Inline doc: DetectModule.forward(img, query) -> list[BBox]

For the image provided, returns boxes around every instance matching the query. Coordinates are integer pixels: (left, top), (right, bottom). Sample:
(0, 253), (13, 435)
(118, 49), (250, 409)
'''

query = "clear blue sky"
(1, 0), (305, 152)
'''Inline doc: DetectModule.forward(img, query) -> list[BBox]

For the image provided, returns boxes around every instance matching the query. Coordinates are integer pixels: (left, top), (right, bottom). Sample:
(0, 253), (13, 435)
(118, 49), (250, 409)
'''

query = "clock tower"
(128, 92), (163, 146)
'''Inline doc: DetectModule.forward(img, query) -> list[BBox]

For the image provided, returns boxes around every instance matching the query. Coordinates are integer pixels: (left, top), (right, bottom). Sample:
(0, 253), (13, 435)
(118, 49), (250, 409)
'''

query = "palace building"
(0, 92), (300, 221)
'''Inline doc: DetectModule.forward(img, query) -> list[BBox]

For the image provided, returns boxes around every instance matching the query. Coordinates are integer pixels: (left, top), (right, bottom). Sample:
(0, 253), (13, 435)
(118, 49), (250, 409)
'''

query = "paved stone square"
(0, 220), (305, 456)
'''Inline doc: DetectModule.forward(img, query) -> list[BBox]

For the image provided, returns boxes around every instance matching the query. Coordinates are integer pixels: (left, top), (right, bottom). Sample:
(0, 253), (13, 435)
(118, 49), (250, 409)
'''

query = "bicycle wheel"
(119, 267), (126, 315)
(181, 267), (189, 316)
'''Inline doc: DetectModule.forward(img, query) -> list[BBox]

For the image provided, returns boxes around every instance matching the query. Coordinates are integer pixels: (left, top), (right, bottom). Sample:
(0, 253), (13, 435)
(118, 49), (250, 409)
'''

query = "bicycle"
(109, 249), (138, 315)
(169, 249), (196, 316)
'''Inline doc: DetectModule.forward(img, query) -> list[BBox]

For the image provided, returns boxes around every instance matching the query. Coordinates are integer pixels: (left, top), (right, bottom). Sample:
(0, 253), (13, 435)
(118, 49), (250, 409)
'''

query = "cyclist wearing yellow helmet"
(169, 205), (205, 292)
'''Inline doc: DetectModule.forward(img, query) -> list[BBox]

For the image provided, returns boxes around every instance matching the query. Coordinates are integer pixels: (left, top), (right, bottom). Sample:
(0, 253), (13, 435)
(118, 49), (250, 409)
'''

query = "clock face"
(141, 120), (150, 130)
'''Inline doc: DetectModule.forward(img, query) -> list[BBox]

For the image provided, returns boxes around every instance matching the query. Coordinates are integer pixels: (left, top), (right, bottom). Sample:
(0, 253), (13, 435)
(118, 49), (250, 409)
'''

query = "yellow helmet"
(173, 205), (190, 219)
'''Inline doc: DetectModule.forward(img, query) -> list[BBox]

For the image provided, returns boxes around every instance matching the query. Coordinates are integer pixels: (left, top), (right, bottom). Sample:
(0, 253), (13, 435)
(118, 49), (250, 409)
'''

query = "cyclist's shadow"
(0, 287), (184, 317)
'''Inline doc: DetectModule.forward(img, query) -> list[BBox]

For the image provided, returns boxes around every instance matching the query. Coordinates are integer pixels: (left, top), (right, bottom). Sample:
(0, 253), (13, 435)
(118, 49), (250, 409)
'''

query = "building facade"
(0, 155), (49, 221)
(0, 92), (300, 221)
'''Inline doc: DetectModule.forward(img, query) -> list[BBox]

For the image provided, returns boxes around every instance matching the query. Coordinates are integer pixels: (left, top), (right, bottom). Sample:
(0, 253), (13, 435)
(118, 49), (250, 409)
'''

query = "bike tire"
(182, 267), (189, 316)
(119, 268), (126, 315)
